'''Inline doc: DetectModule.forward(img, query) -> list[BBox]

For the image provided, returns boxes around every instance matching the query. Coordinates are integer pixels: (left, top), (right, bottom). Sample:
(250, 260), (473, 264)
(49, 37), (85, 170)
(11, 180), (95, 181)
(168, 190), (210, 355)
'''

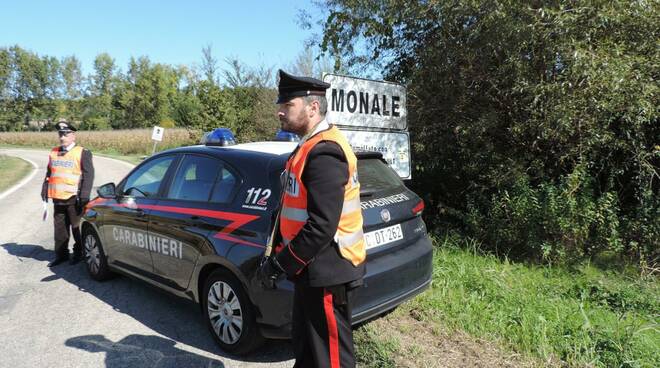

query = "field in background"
(0, 129), (198, 155)
(0, 155), (32, 193)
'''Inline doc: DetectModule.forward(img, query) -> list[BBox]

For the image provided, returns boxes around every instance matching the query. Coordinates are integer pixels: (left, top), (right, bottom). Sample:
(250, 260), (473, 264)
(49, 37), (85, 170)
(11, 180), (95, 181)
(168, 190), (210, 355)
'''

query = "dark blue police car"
(81, 128), (433, 354)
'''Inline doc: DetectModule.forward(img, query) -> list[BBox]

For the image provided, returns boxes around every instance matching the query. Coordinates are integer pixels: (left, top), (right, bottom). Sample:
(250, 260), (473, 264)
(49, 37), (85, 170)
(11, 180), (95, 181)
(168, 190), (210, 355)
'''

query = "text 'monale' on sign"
(323, 74), (407, 130)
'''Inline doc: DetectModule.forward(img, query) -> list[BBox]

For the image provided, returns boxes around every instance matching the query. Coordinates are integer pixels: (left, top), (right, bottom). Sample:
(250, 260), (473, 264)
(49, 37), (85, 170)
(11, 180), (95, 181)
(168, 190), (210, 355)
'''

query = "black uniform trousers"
(53, 197), (82, 259)
(292, 283), (355, 368)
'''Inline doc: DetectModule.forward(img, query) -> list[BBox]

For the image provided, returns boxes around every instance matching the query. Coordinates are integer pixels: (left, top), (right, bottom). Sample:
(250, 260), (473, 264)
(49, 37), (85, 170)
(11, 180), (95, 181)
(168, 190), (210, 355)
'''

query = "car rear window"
(358, 158), (404, 194)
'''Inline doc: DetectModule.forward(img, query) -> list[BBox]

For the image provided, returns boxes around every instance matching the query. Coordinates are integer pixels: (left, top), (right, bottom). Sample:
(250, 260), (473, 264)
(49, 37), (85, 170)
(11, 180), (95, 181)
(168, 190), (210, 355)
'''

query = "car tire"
(202, 269), (264, 355)
(82, 227), (113, 281)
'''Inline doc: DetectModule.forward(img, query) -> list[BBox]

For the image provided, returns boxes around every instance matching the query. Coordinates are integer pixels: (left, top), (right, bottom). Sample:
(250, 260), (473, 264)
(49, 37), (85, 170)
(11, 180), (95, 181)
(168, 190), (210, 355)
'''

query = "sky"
(0, 0), (322, 78)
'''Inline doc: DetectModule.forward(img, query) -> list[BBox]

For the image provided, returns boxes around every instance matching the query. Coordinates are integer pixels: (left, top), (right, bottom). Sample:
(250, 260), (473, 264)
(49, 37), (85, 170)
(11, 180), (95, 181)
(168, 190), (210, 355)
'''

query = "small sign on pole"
(151, 126), (164, 155)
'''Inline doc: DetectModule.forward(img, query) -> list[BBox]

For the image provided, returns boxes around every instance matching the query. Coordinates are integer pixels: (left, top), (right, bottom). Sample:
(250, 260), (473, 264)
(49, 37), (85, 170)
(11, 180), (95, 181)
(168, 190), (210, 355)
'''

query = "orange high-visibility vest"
(280, 126), (365, 266)
(47, 146), (83, 200)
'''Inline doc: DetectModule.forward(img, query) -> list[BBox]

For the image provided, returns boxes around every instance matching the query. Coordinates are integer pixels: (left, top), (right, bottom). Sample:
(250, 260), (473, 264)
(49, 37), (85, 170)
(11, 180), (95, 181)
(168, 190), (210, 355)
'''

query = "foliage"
(0, 45), (283, 143)
(467, 164), (625, 263)
(383, 234), (659, 367)
(113, 57), (179, 129)
(315, 0), (659, 265)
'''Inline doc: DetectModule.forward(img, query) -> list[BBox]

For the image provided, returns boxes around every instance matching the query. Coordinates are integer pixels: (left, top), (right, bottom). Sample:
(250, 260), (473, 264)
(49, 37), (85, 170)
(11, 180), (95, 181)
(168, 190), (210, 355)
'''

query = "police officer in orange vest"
(257, 70), (366, 368)
(41, 122), (95, 267)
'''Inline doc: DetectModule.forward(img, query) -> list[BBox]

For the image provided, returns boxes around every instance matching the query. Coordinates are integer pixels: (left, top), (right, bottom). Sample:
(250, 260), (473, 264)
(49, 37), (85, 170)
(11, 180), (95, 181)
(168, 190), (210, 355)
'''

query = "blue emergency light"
(275, 130), (300, 142)
(202, 128), (236, 146)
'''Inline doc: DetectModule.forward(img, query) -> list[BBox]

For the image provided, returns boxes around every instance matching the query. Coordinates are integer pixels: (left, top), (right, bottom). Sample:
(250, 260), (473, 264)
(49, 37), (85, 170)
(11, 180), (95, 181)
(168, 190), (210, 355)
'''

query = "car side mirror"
(97, 182), (117, 199)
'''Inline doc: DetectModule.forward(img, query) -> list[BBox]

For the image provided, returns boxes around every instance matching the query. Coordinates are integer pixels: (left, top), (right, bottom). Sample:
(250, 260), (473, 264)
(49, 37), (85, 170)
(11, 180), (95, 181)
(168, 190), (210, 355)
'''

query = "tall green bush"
(468, 164), (624, 263)
(315, 0), (659, 265)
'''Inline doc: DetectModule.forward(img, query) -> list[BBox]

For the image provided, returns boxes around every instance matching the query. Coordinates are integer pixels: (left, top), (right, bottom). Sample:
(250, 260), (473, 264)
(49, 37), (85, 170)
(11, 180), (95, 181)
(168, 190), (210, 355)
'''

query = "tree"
(0, 46), (63, 129)
(288, 47), (335, 79)
(61, 55), (83, 100)
(222, 58), (253, 88)
(115, 57), (179, 128)
(90, 53), (116, 96)
(314, 0), (659, 263)
(0, 48), (12, 130)
(60, 55), (84, 121)
(84, 53), (117, 129)
(201, 44), (219, 85)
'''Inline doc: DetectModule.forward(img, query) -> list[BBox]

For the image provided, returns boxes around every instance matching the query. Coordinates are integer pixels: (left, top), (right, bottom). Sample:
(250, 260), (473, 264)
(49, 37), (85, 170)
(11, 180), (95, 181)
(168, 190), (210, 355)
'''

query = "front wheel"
(82, 227), (113, 281)
(202, 269), (263, 355)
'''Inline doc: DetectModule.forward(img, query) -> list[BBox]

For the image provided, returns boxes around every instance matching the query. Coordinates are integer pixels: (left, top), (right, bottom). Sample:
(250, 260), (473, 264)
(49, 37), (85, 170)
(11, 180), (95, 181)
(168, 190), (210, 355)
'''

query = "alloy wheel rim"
(207, 280), (243, 345)
(84, 234), (100, 274)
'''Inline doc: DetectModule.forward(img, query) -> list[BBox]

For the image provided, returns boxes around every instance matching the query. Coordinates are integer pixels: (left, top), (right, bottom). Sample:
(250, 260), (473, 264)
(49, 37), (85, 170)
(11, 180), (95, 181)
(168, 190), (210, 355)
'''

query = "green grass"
(93, 150), (143, 165)
(0, 155), (33, 193)
(356, 234), (659, 367)
(354, 324), (399, 367)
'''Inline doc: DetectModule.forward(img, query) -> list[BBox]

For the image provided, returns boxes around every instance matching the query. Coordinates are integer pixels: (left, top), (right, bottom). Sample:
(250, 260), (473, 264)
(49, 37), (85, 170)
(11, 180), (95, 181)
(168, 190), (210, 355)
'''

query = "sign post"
(151, 126), (164, 155)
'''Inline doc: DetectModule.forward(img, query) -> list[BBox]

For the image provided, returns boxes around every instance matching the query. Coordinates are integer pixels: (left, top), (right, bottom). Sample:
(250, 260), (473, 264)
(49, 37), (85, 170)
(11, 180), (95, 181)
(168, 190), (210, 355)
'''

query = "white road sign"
(340, 128), (411, 180)
(324, 74), (407, 130)
(151, 126), (164, 141)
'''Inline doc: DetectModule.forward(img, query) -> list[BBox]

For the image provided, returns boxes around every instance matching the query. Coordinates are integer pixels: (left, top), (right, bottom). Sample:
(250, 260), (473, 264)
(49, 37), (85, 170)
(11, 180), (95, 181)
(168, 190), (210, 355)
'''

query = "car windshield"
(358, 158), (404, 195)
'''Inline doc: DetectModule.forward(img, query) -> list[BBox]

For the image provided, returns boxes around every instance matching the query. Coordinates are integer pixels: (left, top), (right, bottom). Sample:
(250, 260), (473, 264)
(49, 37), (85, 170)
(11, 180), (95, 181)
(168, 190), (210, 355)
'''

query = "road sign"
(151, 126), (164, 142)
(324, 74), (407, 130)
(340, 128), (411, 180)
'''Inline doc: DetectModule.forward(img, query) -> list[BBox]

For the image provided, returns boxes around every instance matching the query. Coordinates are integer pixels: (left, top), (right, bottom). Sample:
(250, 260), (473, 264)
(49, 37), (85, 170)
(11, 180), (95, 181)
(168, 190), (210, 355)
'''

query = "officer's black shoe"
(48, 256), (69, 267)
(69, 253), (82, 265)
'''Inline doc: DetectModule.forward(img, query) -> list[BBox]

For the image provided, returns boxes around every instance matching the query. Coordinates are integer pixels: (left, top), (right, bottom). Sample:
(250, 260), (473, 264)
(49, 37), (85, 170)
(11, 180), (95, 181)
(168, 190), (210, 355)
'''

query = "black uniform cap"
(276, 69), (330, 104)
(55, 121), (77, 132)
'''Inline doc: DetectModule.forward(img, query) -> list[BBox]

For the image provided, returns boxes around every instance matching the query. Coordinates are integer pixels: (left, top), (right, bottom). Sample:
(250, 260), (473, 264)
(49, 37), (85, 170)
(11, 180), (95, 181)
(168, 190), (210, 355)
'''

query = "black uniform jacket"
(41, 147), (95, 205)
(276, 139), (366, 287)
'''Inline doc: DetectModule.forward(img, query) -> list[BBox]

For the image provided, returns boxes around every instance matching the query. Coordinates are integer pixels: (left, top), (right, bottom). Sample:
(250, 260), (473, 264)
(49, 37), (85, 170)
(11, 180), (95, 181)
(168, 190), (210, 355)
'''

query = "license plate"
(364, 224), (403, 249)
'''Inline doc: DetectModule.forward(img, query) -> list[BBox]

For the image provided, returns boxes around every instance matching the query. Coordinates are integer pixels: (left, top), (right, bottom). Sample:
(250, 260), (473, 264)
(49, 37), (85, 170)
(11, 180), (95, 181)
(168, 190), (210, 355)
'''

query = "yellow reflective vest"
(280, 126), (366, 266)
(47, 146), (83, 200)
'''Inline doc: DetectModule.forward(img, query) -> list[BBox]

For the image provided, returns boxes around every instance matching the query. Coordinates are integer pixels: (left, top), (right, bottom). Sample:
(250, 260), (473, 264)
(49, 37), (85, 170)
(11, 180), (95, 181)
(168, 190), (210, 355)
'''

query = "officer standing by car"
(258, 70), (366, 368)
(41, 122), (95, 267)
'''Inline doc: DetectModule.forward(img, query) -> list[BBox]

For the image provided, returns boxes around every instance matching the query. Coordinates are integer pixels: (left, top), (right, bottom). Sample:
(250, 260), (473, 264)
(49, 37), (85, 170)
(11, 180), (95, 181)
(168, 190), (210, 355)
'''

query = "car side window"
(122, 156), (175, 198)
(210, 167), (237, 203)
(167, 155), (222, 202)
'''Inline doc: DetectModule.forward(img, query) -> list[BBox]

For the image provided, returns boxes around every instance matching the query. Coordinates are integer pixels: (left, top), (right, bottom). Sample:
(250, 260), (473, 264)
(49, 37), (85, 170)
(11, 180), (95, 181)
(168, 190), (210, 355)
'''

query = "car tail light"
(412, 199), (425, 216)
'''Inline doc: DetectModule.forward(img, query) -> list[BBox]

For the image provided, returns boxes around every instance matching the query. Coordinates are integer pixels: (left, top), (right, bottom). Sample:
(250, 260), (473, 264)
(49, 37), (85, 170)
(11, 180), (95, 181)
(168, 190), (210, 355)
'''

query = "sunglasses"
(58, 131), (73, 137)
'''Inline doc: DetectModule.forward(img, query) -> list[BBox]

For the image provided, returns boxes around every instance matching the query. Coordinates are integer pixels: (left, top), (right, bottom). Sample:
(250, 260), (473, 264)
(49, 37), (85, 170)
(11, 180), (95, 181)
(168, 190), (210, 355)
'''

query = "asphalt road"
(0, 148), (293, 368)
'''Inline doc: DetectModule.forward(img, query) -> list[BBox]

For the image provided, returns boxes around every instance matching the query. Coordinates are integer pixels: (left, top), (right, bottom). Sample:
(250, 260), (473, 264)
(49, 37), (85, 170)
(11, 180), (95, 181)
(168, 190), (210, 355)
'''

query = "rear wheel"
(82, 227), (113, 281)
(202, 269), (263, 354)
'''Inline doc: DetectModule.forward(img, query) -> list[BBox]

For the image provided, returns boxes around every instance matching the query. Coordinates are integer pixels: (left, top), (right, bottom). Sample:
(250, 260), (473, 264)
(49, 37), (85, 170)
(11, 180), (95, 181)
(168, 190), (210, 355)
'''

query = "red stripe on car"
(109, 203), (264, 248)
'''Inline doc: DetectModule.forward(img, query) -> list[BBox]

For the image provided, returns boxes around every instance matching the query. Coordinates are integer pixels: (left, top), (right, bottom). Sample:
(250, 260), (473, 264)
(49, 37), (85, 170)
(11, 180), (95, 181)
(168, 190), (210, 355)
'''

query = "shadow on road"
(1, 243), (293, 365)
(66, 334), (225, 368)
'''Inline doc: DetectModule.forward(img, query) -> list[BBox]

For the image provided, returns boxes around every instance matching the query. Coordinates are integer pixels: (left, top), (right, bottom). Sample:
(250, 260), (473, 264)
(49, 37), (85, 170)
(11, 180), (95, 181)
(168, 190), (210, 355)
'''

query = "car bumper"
(257, 232), (433, 339)
(352, 233), (433, 323)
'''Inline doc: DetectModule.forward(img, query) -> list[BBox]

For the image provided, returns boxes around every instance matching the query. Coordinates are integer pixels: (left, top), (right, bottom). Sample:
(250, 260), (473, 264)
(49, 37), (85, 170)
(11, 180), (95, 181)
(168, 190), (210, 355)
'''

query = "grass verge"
(0, 155), (33, 193)
(93, 149), (144, 165)
(356, 234), (659, 367)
